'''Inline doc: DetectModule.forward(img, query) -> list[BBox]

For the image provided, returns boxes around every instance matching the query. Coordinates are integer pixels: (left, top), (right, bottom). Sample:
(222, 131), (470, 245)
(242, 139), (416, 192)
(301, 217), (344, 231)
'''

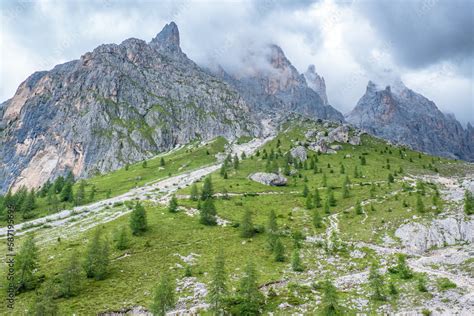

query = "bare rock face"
(213, 45), (344, 122)
(0, 22), (261, 193)
(395, 216), (474, 254)
(249, 172), (287, 186)
(304, 65), (328, 105)
(346, 80), (474, 161)
(290, 146), (307, 161)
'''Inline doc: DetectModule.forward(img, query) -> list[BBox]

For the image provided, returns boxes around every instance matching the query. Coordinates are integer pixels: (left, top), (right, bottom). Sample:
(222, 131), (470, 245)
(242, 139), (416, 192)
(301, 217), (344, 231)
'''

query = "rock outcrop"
(304, 65), (328, 105)
(346, 81), (474, 161)
(249, 173), (287, 186)
(0, 22), (260, 193)
(395, 216), (474, 254)
(290, 146), (307, 162)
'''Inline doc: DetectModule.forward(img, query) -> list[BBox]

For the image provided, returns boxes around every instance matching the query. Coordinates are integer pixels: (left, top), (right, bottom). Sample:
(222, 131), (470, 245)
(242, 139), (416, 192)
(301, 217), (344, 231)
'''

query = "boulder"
(290, 146), (307, 161)
(249, 173), (287, 186)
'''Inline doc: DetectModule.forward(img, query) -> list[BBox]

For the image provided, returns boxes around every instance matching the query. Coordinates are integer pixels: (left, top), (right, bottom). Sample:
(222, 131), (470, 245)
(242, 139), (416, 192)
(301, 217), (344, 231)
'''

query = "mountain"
(213, 44), (344, 121)
(0, 22), (260, 193)
(304, 64), (328, 105)
(346, 81), (474, 161)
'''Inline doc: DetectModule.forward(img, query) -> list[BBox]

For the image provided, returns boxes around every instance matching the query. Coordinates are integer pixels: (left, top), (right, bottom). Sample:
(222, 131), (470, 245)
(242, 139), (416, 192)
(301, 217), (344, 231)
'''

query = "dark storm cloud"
(354, 0), (474, 70)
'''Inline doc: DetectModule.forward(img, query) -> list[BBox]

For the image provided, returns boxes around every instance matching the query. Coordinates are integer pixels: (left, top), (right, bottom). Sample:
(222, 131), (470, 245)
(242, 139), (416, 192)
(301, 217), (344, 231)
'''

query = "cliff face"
(346, 81), (474, 161)
(213, 45), (344, 122)
(0, 22), (260, 192)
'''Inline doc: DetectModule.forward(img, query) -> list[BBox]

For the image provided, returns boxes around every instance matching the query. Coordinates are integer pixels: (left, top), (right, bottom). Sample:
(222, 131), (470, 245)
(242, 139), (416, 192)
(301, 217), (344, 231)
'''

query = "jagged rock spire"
(150, 21), (182, 55)
(304, 65), (328, 105)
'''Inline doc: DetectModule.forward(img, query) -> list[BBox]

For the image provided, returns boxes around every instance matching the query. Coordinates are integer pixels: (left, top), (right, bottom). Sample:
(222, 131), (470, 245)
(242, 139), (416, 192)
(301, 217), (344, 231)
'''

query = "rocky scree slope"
(0, 22), (260, 193)
(346, 81), (474, 161)
(213, 44), (344, 122)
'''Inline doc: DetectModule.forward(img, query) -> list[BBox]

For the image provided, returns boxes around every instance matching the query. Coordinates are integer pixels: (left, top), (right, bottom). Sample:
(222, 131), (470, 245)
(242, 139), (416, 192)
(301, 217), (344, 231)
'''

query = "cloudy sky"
(1, 0), (473, 125)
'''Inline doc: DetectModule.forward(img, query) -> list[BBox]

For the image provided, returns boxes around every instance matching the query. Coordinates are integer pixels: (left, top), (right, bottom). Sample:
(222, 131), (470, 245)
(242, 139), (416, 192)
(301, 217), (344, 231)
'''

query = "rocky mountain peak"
(150, 21), (182, 56)
(267, 44), (292, 70)
(346, 80), (474, 161)
(304, 64), (328, 105)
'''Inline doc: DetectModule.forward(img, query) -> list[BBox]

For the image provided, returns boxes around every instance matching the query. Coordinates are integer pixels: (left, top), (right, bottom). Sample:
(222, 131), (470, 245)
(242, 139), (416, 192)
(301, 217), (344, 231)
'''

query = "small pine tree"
(142, 160), (147, 168)
(201, 177), (214, 200)
(302, 184), (309, 197)
(464, 190), (474, 215)
(233, 154), (240, 169)
(313, 209), (323, 229)
(88, 185), (96, 202)
(388, 173), (394, 183)
(342, 182), (350, 199)
(291, 248), (304, 272)
(130, 202), (148, 235)
(324, 198), (331, 214)
(340, 164), (345, 174)
(168, 195), (179, 212)
(240, 209), (255, 238)
(114, 225), (130, 250)
(30, 281), (58, 315)
(313, 188), (322, 208)
(369, 261), (386, 301)
(75, 180), (86, 206)
(417, 275), (428, 292)
(83, 229), (110, 280)
(151, 274), (176, 316)
(267, 210), (278, 250)
(237, 261), (264, 315)
(361, 156), (367, 165)
(190, 183), (199, 201)
(355, 200), (363, 215)
(15, 234), (39, 292)
(416, 194), (425, 213)
(395, 254), (413, 279)
(370, 182), (376, 198)
(328, 188), (336, 206)
(59, 251), (82, 298)
(200, 198), (217, 226)
(306, 193), (313, 209)
(322, 173), (327, 187)
(319, 279), (341, 315)
(60, 181), (74, 202)
(389, 281), (398, 295)
(208, 249), (228, 314)
(160, 157), (166, 166)
(274, 238), (285, 262)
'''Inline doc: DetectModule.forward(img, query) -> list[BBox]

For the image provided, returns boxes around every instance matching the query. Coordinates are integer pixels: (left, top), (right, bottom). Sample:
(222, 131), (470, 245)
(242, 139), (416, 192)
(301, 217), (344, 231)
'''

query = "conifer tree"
(30, 281), (58, 316)
(354, 165), (359, 178)
(313, 188), (322, 208)
(267, 210), (278, 250)
(313, 209), (323, 229)
(369, 261), (386, 301)
(15, 234), (39, 292)
(88, 185), (96, 202)
(388, 173), (394, 183)
(306, 193), (313, 209)
(151, 274), (176, 316)
(465, 190), (474, 215)
(75, 180), (86, 206)
(416, 194), (425, 213)
(324, 198), (331, 214)
(160, 157), (166, 166)
(340, 164), (345, 174)
(327, 187), (336, 206)
(200, 198), (217, 226)
(240, 209), (254, 238)
(201, 177), (214, 200)
(342, 181), (350, 199)
(60, 181), (74, 202)
(208, 248), (228, 314)
(233, 154), (240, 169)
(21, 189), (36, 219)
(237, 261), (264, 315)
(291, 248), (304, 272)
(130, 202), (148, 235)
(83, 228), (110, 280)
(302, 184), (309, 197)
(274, 238), (285, 262)
(190, 183), (199, 201)
(370, 182), (376, 198)
(142, 160), (147, 168)
(114, 225), (130, 250)
(319, 279), (341, 315)
(168, 195), (179, 212)
(322, 173), (327, 187)
(395, 254), (413, 279)
(59, 251), (82, 298)
(355, 200), (363, 215)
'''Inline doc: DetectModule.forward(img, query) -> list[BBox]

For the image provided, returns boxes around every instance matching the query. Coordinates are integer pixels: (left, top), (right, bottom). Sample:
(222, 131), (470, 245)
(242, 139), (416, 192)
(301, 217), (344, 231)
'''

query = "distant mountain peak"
(304, 64), (328, 105)
(150, 21), (182, 56)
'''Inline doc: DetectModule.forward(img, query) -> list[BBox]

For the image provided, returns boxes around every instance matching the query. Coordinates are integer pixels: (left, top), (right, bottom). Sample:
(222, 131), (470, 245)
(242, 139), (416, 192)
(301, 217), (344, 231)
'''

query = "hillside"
(1, 117), (472, 315)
